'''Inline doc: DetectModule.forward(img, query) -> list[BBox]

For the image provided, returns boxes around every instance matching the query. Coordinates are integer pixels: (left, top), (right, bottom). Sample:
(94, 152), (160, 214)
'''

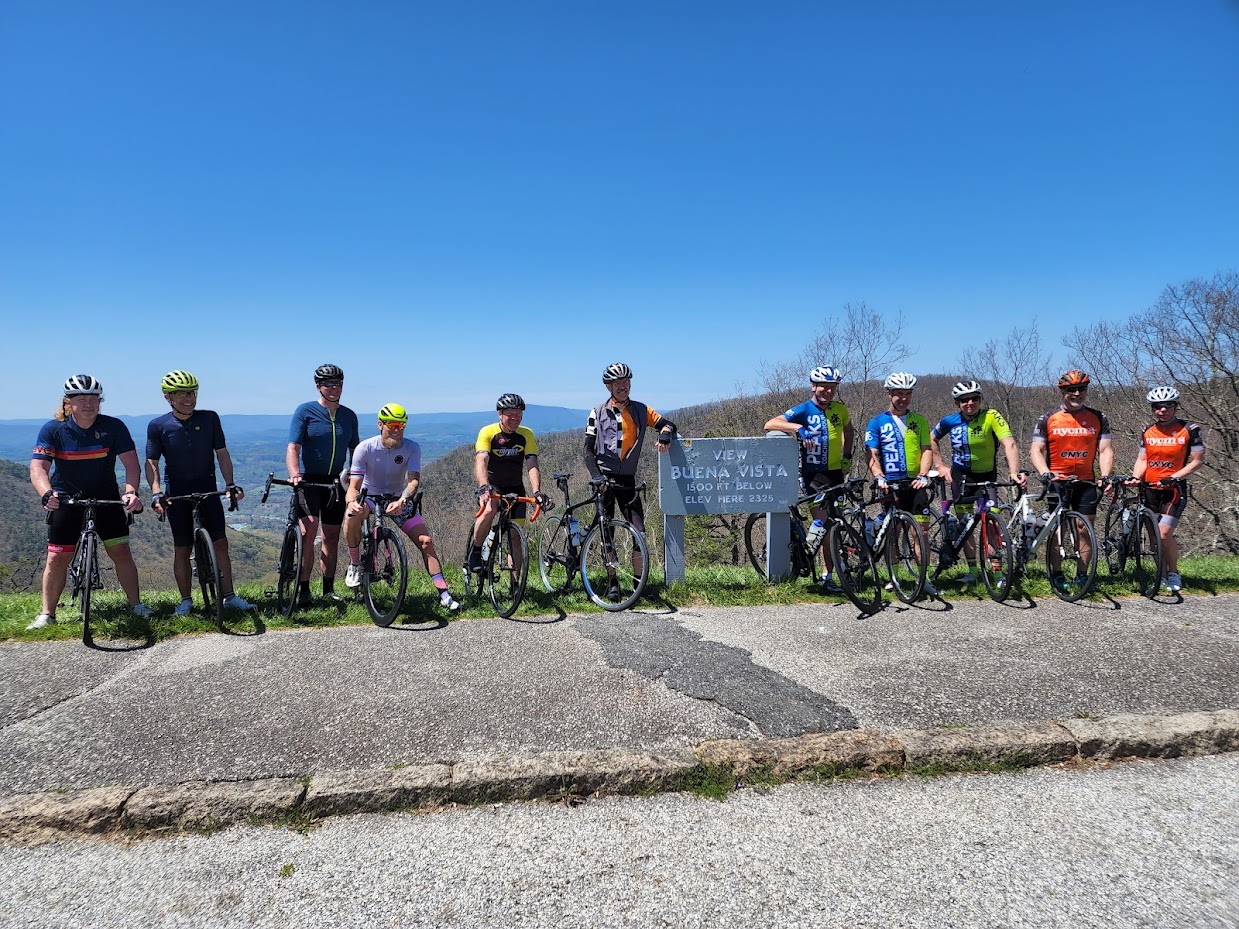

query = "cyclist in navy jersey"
(27, 375), (150, 630)
(146, 370), (254, 616)
(286, 363), (359, 606)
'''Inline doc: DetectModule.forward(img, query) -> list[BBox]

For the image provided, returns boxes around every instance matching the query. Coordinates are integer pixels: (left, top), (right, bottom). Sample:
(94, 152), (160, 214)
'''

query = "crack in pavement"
(576, 613), (858, 737)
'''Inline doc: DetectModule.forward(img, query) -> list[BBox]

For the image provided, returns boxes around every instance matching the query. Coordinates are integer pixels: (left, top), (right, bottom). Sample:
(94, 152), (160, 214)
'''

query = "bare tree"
(955, 320), (1057, 442)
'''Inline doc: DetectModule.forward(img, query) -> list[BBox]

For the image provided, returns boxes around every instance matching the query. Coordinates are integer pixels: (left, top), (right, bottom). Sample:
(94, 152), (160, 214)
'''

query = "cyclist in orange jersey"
(1129, 386), (1205, 593)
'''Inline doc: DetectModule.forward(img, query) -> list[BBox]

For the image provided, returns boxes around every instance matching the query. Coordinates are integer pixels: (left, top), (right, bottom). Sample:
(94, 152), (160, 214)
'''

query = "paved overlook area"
(0, 593), (1237, 840)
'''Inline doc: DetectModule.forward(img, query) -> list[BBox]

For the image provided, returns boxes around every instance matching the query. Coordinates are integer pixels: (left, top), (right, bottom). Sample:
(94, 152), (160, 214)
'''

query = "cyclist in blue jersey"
(763, 365), (854, 592)
(146, 370), (254, 616)
(865, 372), (937, 596)
(27, 375), (150, 630)
(286, 364), (360, 606)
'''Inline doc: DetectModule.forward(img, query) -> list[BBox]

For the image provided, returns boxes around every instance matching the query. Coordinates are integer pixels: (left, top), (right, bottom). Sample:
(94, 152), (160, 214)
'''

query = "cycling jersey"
(1139, 420), (1203, 479)
(865, 411), (931, 481)
(146, 410), (226, 494)
(33, 415), (136, 497)
(349, 434), (422, 496)
(932, 408), (1012, 474)
(1031, 406), (1111, 480)
(476, 423), (538, 486)
(587, 400), (665, 477)
(782, 399), (850, 473)
(289, 402), (359, 476)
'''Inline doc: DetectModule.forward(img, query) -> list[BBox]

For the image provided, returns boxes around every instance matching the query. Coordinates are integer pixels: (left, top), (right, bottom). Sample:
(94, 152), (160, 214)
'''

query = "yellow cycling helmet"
(378, 403), (408, 424)
(161, 370), (199, 393)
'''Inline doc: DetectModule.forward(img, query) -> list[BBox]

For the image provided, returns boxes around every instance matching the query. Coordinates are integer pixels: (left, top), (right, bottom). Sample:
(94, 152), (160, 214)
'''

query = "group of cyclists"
(24, 358), (1204, 630)
(26, 361), (676, 629)
(768, 366), (1205, 598)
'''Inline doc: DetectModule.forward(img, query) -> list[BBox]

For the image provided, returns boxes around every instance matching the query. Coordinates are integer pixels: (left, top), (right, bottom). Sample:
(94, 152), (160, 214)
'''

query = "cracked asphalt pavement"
(1, 594), (1237, 795)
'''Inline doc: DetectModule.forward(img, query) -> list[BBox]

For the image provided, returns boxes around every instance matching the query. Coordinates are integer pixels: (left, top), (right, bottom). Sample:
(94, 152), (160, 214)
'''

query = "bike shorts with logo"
(603, 475), (645, 534)
(1141, 485), (1188, 523)
(295, 473), (347, 526)
(949, 467), (997, 511)
(47, 500), (129, 548)
(893, 484), (931, 520)
(1046, 481), (1100, 516)
(167, 494), (226, 548)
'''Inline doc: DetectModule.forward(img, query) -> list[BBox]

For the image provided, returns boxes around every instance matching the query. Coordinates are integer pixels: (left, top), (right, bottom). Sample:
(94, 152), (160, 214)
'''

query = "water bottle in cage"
(805, 518), (826, 554)
(480, 528), (496, 562)
(568, 516), (582, 547)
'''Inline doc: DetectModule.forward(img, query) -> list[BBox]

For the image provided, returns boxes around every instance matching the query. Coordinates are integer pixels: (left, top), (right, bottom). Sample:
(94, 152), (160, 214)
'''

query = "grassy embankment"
(2, 556), (1238, 643)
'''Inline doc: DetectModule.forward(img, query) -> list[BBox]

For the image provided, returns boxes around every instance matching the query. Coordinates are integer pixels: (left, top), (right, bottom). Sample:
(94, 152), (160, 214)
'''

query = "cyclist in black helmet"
(468, 393), (548, 572)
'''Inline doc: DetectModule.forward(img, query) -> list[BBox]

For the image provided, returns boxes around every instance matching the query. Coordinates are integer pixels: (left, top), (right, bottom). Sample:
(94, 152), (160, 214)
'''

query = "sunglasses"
(318, 380), (344, 388)
(1061, 387), (1087, 394)
(380, 421), (406, 430)
(957, 395), (981, 404)
(1151, 403), (1177, 410)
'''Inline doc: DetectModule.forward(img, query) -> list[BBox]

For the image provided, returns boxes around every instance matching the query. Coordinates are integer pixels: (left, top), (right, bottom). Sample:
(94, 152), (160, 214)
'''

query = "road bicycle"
(537, 474), (649, 611)
(925, 478), (1018, 602)
(262, 473), (341, 617)
(1098, 477), (1168, 598)
(995, 476), (1099, 602)
(157, 488), (239, 630)
(743, 491), (824, 584)
(463, 491), (545, 618)
(354, 490), (411, 626)
(58, 496), (147, 648)
(820, 478), (883, 615)
(857, 478), (931, 604)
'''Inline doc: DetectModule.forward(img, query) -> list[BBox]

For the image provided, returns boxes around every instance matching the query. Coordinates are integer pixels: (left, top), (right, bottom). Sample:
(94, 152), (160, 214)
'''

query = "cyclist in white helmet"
(1129, 386), (1205, 593)
(865, 372), (937, 596)
(763, 365), (854, 593)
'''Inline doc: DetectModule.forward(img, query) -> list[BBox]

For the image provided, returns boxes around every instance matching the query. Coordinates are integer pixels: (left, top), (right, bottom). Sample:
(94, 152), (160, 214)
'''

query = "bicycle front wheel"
(582, 519), (648, 611)
(363, 527), (408, 626)
(488, 522), (529, 618)
(194, 528), (222, 629)
(462, 529), (481, 601)
(883, 511), (928, 603)
(77, 531), (98, 645)
(976, 510), (1014, 602)
(276, 525), (302, 617)
(1100, 504), (1129, 578)
(1046, 510), (1097, 602)
(828, 522), (882, 615)
(537, 516), (575, 593)
(744, 511), (769, 579)
(1133, 510), (1163, 598)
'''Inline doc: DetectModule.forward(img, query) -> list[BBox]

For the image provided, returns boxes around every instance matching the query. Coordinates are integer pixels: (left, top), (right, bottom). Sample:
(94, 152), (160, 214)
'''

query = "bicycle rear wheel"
(276, 525), (302, 617)
(1133, 510), (1163, 598)
(1046, 510), (1097, 602)
(537, 515), (575, 593)
(582, 519), (648, 611)
(487, 522), (528, 618)
(744, 511), (769, 578)
(1100, 504), (1129, 578)
(883, 511), (928, 603)
(76, 532), (98, 646)
(827, 522), (882, 615)
(363, 527), (408, 626)
(976, 510), (1014, 602)
(194, 528), (223, 629)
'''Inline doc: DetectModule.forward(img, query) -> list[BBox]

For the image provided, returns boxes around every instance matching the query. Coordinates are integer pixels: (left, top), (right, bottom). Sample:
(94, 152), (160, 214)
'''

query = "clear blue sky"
(3, 1), (1236, 420)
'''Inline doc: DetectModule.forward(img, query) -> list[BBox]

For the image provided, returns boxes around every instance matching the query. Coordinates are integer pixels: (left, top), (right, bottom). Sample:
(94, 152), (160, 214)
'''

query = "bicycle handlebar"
(157, 488), (238, 522)
(262, 471), (340, 506)
(474, 492), (546, 522)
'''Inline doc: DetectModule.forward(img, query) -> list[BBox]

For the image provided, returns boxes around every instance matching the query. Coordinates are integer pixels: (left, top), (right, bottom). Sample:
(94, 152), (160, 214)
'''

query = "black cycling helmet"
(603, 362), (633, 383)
(496, 393), (526, 411)
(314, 363), (344, 383)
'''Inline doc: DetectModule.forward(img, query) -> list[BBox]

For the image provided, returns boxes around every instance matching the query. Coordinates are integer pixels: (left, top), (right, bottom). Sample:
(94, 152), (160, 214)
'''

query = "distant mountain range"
(0, 405), (589, 466)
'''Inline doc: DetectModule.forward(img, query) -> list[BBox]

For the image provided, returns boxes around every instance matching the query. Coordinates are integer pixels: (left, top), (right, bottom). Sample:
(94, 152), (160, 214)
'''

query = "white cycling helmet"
(64, 374), (103, 396)
(1146, 385), (1180, 405)
(884, 372), (917, 391)
(603, 362), (633, 383)
(951, 380), (983, 400)
(809, 365), (842, 384)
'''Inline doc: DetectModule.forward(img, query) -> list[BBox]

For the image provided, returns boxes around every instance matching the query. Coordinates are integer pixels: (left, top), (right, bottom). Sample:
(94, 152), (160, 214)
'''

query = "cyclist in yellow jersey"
(468, 394), (547, 573)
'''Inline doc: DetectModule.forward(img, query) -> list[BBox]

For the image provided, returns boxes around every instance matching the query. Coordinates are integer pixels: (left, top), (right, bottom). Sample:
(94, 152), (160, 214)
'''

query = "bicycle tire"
(78, 531), (98, 646)
(537, 515), (576, 593)
(977, 510), (1014, 602)
(827, 522), (882, 615)
(462, 528), (481, 600)
(1134, 510), (1164, 598)
(363, 526), (408, 626)
(925, 514), (956, 580)
(883, 510), (928, 603)
(581, 519), (648, 611)
(744, 511), (770, 578)
(1045, 510), (1097, 602)
(1100, 503), (1129, 578)
(487, 522), (528, 619)
(276, 525), (302, 617)
(194, 528), (223, 629)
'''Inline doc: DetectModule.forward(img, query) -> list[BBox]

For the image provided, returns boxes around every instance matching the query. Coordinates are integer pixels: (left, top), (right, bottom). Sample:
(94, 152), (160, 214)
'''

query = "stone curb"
(1, 709), (1236, 846)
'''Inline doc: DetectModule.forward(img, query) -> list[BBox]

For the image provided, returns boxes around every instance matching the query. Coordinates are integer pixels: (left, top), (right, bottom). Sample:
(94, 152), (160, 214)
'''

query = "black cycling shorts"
(47, 499), (130, 548)
(1142, 484), (1188, 521)
(295, 473), (347, 526)
(167, 494), (227, 548)
(602, 475), (645, 534)
(805, 470), (845, 495)
(893, 484), (932, 520)
(1046, 481), (1100, 516)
